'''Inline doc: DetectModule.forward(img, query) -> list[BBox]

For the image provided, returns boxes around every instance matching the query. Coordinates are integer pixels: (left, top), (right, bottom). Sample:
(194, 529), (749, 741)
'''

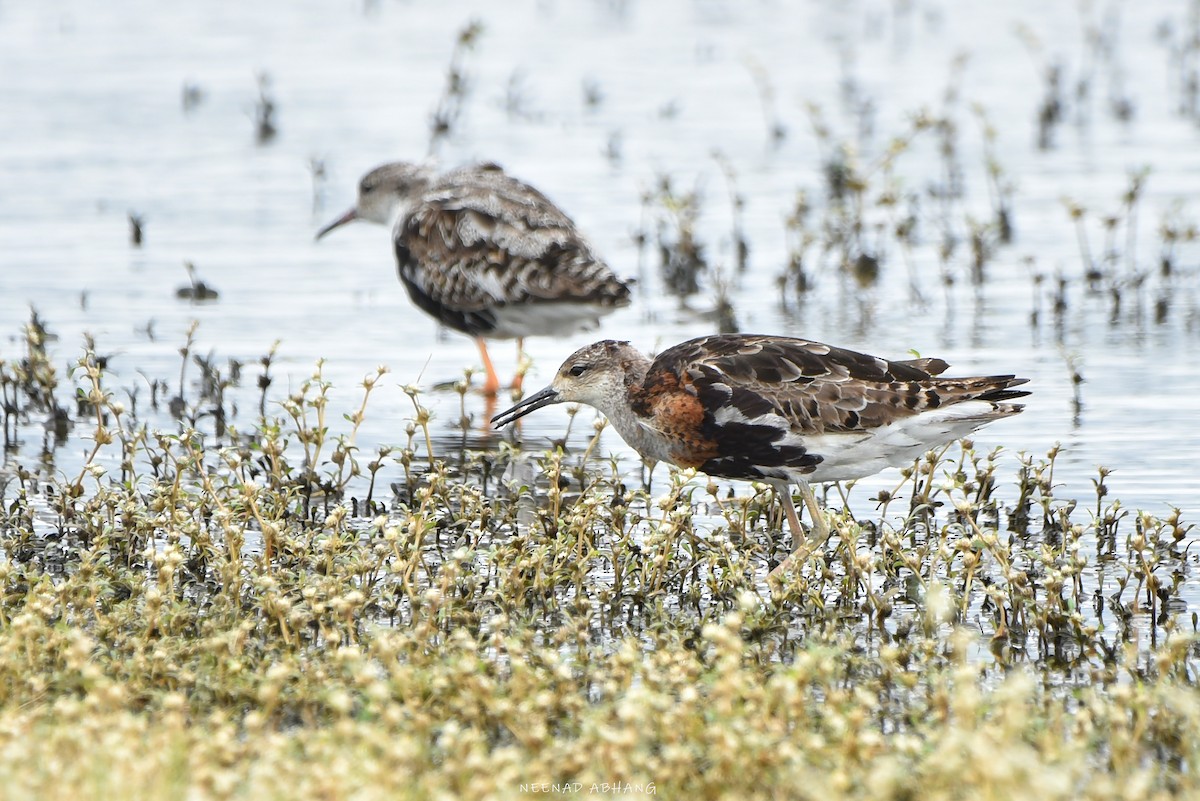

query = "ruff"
(492, 334), (1029, 576)
(317, 161), (631, 395)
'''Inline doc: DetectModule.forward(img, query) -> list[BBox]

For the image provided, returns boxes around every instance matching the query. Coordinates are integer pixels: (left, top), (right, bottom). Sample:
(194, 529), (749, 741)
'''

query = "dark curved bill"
(315, 207), (359, 241)
(491, 386), (561, 428)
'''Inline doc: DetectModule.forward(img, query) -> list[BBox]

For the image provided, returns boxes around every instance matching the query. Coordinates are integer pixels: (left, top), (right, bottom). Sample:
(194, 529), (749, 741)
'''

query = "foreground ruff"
(492, 334), (1029, 576)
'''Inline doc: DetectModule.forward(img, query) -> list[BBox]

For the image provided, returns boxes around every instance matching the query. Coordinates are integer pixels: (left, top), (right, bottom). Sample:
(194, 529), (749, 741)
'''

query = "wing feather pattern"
(395, 164), (629, 322)
(636, 334), (1028, 481)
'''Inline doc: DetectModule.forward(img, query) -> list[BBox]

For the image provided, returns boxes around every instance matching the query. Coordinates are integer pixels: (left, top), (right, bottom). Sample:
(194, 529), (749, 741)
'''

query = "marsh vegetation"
(1, 311), (1197, 799)
(3, 0), (1200, 798)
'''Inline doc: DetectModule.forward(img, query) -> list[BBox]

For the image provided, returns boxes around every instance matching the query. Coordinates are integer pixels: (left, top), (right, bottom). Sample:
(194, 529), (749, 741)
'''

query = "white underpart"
(799, 401), (1007, 484)
(488, 302), (615, 339)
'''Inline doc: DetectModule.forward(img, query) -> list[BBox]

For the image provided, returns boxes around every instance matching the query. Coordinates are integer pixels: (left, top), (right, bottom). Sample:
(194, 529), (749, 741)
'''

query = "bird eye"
(567, 363), (588, 377)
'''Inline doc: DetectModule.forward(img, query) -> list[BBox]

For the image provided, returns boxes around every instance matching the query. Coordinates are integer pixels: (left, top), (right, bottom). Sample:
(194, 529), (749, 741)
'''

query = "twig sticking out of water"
(648, 174), (708, 302)
(1, 309), (66, 450)
(176, 261), (219, 303)
(971, 105), (1015, 245)
(1053, 173), (1190, 329)
(805, 103), (938, 294)
(743, 56), (787, 150)
(254, 71), (277, 145)
(257, 343), (277, 419)
(582, 77), (604, 111)
(181, 81), (205, 113)
(308, 157), (327, 214)
(1061, 200), (1097, 285)
(428, 20), (485, 155)
(1016, 25), (1064, 150)
(1158, 202), (1199, 278)
(1063, 351), (1084, 426)
(128, 212), (144, 247)
(602, 130), (622, 166)
(779, 190), (814, 305)
(711, 150), (749, 273)
(711, 263), (739, 334)
(503, 69), (542, 123)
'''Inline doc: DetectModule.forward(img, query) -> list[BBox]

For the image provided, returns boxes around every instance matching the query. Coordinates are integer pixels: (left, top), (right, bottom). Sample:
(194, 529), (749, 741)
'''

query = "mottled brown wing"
(435, 163), (579, 235)
(897, 356), (949, 375)
(397, 164), (628, 313)
(649, 334), (1025, 436)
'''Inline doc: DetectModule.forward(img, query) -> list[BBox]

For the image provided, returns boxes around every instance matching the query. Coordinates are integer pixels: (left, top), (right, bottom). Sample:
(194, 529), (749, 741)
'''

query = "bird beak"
(491, 386), (561, 428)
(315, 207), (359, 241)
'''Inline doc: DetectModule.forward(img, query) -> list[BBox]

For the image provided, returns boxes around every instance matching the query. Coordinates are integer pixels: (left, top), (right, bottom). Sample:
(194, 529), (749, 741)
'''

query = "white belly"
(800, 402), (1009, 483)
(487, 302), (618, 339)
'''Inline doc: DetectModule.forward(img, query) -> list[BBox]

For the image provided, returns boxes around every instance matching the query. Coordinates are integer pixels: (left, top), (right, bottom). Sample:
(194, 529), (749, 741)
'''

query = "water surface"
(1, 0), (1198, 521)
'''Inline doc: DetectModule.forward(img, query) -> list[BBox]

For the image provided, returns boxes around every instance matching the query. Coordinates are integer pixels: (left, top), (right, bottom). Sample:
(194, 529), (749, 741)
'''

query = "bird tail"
(972, 376), (1030, 406)
(929, 376), (1030, 420)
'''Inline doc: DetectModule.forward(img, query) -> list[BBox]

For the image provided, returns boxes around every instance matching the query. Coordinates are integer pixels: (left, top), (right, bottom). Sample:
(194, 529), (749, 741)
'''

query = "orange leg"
(475, 338), (500, 397)
(479, 392), (498, 434)
(510, 337), (526, 392)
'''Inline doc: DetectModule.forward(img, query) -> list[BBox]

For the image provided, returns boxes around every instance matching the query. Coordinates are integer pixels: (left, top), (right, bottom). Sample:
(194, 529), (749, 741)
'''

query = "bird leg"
(475, 338), (501, 397)
(769, 480), (831, 578)
(795, 479), (830, 542)
(780, 490), (805, 546)
(641, 459), (658, 494)
(510, 337), (527, 392)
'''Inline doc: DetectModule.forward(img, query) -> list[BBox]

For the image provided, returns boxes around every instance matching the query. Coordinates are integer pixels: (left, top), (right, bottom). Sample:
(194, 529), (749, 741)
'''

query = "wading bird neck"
(581, 348), (673, 461)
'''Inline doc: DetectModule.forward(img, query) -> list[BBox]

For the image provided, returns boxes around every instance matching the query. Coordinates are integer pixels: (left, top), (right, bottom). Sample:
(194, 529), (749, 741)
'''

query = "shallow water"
(1, 0), (1198, 525)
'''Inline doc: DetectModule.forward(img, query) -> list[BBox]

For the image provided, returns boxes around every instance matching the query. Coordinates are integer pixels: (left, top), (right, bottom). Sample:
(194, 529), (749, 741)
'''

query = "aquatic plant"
(428, 20), (485, 154)
(0, 320), (1196, 800)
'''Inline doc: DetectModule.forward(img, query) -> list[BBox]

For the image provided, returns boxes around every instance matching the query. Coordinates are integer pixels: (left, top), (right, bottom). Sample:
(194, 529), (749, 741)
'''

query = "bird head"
(491, 340), (640, 428)
(315, 161), (434, 239)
